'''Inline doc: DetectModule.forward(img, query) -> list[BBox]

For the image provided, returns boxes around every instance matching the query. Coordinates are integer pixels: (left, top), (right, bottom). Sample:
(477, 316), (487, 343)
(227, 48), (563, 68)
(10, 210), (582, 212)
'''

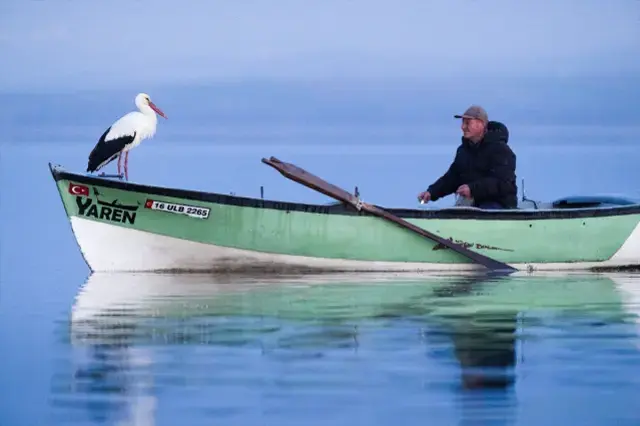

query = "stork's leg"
(117, 154), (122, 176)
(124, 151), (129, 181)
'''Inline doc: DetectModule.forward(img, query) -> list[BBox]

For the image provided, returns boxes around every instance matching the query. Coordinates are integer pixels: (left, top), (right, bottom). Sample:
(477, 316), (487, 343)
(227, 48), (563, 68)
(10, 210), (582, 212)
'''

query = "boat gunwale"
(49, 163), (640, 221)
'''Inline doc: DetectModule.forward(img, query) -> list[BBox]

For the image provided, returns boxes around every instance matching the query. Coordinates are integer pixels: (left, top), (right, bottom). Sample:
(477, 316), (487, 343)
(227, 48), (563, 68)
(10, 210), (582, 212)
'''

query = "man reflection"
(432, 277), (518, 390)
(451, 311), (517, 390)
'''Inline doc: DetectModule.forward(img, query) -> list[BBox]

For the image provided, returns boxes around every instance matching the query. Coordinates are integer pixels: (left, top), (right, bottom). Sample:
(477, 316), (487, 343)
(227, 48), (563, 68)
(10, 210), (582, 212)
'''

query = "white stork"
(87, 93), (167, 181)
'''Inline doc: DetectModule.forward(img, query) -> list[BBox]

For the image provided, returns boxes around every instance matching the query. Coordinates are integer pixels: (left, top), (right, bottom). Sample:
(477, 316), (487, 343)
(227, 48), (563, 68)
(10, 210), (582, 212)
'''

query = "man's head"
(455, 105), (488, 142)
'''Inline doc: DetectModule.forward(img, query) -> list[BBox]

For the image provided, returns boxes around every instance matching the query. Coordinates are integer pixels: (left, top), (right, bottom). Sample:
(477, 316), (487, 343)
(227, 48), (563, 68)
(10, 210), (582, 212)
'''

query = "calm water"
(2, 123), (640, 425)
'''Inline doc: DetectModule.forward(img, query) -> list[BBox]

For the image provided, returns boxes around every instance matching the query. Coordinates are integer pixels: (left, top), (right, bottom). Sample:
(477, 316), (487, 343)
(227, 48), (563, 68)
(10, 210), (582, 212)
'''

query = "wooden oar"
(261, 156), (517, 274)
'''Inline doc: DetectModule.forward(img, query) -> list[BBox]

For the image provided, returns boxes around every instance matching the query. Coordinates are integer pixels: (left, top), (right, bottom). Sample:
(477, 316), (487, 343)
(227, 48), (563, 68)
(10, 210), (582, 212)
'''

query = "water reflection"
(52, 272), (640, 425)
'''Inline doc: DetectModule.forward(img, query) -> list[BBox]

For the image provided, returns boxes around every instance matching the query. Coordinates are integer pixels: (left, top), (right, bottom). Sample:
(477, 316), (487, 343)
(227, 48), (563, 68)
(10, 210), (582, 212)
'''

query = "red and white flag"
(68, 182), (89, 197)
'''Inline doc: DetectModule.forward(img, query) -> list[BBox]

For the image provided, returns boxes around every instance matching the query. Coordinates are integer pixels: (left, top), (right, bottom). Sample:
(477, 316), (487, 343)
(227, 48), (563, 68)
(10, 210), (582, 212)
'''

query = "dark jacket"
(427, 121), (518, 208)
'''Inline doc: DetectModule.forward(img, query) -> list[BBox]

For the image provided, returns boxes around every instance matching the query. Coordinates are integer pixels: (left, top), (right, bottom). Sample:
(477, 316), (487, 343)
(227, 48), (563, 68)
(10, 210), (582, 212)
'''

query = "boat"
(48, 158), (640, 273)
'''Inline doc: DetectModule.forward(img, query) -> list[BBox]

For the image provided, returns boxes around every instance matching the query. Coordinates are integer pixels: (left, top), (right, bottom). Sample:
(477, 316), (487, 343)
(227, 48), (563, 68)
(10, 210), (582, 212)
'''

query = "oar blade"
(262, 157), (358, 206)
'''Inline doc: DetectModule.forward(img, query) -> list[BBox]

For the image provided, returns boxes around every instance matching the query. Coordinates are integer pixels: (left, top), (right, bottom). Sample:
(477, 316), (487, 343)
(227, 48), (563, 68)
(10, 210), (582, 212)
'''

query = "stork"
(87, 93), (167, 181)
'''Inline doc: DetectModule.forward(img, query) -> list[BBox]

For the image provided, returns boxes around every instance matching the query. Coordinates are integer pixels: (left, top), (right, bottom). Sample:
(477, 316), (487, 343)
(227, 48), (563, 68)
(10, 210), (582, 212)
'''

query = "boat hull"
(50, 164), (640, 273)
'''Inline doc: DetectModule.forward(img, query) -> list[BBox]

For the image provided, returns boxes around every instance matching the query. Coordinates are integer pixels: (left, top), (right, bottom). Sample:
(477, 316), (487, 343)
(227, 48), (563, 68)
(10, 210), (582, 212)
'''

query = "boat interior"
(321, 193), (640, 212)
(50, 163), (640, 216)
(517, 194), (640, 210)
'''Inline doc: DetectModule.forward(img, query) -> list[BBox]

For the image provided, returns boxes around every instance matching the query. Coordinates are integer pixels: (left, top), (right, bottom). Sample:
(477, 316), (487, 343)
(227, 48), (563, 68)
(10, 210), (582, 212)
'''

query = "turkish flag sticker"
(68, 182), (89, 197)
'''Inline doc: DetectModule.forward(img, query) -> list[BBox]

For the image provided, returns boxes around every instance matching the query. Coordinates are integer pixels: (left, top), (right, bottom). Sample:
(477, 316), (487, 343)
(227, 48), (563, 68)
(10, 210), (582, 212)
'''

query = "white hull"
(69, 216), (640, 273)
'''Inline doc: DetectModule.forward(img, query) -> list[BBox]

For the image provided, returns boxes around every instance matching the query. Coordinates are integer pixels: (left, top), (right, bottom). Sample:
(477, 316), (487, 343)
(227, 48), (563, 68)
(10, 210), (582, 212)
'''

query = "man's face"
(461, 118), (485, 140)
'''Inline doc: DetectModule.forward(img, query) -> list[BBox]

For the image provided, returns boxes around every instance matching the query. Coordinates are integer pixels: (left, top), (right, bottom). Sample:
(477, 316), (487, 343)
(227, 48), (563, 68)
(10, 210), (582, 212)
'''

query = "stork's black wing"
(87, 127), (135, 172)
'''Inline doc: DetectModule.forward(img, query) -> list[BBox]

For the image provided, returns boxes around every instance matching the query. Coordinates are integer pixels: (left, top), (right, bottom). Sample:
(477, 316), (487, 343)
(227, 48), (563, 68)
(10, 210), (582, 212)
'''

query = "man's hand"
(418, 190), (431, 203)
(456, 184), (471, 198)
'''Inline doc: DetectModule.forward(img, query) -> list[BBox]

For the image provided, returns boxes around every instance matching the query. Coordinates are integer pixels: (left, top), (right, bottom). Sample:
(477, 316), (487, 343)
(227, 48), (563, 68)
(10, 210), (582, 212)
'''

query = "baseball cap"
(454, 105), (488, 124)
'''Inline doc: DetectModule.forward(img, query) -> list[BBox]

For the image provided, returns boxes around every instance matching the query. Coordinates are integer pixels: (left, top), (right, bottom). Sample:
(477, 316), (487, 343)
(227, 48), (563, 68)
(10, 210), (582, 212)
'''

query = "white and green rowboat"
(49, 158), (640, 274)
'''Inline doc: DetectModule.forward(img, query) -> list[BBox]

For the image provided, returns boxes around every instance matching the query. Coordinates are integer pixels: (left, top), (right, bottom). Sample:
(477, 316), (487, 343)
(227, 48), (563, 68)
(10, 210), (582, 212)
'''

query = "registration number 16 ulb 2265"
(144, 199), (211, 219)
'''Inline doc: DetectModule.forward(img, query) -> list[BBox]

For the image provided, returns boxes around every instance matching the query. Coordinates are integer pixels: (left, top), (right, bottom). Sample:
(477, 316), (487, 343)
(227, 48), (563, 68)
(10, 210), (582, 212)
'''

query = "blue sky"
(1, 0), (639, 130)
(1, 0), (639, 91)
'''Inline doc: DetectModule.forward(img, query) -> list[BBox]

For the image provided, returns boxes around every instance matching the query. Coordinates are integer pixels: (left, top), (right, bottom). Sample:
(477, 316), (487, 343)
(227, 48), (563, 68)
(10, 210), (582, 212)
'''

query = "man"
(417, 105), (518, 209)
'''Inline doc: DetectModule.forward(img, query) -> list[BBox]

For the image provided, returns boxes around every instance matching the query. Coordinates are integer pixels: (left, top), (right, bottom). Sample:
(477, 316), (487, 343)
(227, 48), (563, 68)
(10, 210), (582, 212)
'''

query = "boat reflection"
(56, 271), (640, 424)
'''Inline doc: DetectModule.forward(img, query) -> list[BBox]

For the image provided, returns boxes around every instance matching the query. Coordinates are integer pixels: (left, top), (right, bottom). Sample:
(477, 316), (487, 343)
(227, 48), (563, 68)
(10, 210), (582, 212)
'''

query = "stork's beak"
(148, 100), (167, 119)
